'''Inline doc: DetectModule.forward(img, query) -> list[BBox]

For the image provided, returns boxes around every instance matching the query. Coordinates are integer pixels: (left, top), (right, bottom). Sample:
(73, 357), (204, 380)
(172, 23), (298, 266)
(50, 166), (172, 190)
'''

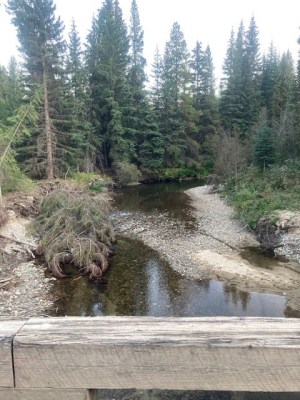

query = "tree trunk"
(43, 69), (54, 180)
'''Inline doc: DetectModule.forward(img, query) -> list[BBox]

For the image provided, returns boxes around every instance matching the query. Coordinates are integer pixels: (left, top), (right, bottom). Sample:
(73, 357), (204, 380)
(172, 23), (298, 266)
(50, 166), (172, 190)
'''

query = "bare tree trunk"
(43, 68), (54, 180)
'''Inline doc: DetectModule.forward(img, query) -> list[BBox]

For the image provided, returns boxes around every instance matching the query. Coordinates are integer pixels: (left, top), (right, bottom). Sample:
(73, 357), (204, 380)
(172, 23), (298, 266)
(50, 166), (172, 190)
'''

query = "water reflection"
(113, 180), (201, 229)
(50, 237), (286, 318)
(92, 389), (300, 400)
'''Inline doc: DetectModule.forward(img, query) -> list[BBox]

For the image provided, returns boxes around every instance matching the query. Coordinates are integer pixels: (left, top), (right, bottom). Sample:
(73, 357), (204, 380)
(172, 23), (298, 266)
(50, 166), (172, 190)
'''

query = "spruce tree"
(150, 46), (164, 113)
(261, 43), (280, 124)
(219, 28), (237, 131)
(293, 31), (300, 157)
(7, 0), (69, 179)
(190, 43), (218, 145)
(66, 21), (96, 172)
(0, 60), (23, 125)
(129, 0), (146, 106)
(254, 126), (276, 169)
(87, 0), (134, 168)
(128, 1), (164, 170)
(190, 41), (204, 110)
(6, 57), (23, 118)
(220, 18), (261, 136)
(272, 51), (297, 160)
(243, 17), (261, 132)
(160, 22), (194, 167)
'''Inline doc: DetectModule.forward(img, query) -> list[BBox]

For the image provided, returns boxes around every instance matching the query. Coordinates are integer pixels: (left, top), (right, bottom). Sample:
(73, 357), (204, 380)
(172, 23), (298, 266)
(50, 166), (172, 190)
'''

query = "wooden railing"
(1, 317), (300, 400)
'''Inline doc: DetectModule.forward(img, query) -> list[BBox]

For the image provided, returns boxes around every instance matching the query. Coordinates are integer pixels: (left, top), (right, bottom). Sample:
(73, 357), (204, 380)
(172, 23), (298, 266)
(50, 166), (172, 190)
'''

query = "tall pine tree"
(7, 0), (70, 179)
(128, 0), (164, 170)
(66, 20), (96, 172)
(160, 22), (195, 167)
(87, 0), (133, 168)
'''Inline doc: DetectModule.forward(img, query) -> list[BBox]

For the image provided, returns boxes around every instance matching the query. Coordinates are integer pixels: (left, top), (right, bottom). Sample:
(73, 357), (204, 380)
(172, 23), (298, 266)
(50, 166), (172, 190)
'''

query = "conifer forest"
(1, 0), (300, 188)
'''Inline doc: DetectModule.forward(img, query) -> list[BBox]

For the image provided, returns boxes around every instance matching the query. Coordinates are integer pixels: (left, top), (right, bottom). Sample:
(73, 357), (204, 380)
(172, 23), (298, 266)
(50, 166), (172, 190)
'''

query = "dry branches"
(34, 190), (115, 280)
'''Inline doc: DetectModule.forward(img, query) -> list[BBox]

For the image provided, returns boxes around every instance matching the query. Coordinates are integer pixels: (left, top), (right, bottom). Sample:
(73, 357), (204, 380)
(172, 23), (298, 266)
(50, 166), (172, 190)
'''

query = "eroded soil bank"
(115, 185), (300, 313)
(0, 206), (53, 317)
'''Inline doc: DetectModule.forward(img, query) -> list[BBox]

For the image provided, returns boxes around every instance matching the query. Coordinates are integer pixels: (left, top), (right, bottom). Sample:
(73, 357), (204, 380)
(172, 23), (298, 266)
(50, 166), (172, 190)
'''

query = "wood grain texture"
(0, 388), (89, 400)
(12, 317), (300, 392)
(0, 319), (26, 388)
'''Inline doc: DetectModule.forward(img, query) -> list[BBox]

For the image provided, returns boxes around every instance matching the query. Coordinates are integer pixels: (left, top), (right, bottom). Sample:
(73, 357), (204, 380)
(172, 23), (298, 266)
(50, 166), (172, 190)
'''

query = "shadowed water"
(50, 181), (289, 318)
(50, 237), (286, 318)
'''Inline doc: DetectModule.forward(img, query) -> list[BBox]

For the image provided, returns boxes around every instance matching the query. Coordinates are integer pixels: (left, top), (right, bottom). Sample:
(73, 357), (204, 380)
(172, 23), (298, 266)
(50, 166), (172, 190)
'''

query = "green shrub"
(155, 165), (209, 180)
(70, 172), (112, 191)
(225, 162), (300, 228)
(114, 162), (141, 185)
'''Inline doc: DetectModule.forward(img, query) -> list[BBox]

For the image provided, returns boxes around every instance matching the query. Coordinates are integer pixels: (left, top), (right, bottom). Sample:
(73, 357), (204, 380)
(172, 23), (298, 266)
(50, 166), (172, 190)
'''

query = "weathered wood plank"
(13, 317), (300, 392)
(0, 388), (89, 400)
(0, 319), (26, 388)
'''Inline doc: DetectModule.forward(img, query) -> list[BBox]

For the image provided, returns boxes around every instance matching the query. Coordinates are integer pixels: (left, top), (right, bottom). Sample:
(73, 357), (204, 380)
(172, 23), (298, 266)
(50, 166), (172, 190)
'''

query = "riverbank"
(0, 210), (53, 317)
(0, 180), (113, 317)
(115, 185), (300, 313)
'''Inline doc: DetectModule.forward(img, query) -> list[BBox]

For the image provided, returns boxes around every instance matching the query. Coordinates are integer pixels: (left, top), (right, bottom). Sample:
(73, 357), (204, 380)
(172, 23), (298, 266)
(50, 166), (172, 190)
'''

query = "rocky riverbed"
(0, 210), (53, 317)
(114, 185), (300, 313)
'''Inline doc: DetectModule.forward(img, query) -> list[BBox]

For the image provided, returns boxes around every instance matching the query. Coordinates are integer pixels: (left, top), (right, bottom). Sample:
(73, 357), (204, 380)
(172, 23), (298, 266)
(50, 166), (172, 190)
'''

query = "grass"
(225, 161), (300, 229)
(70, 172), (112, 192)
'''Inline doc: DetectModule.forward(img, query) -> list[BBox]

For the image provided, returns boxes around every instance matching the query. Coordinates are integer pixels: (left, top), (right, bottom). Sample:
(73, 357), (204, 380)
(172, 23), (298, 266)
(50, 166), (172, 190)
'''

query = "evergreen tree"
(129, 0), (146, 105)
(128, 1), (164, 170)
(136, 100), (164, 170)
(190, 43), (218, 145)
(243, 17), (261, 132)
(7, 0), (71, 179)
(261, 43), (280, 124)
(150, 46), (164, 112)
(272, 51), (297, 160)
(220, 18), (261, 136)
(160, 22), (195, 167)
(0, 58), (23, 125)
(219, 28), (238, 131)
(272, 51), (296, 122)
(293, 31), (300, 157)
(87, 0), (134, 168)
(190, 41), (204, 109)
(254, 126), (276, 169)
(66, 20), (96, 172)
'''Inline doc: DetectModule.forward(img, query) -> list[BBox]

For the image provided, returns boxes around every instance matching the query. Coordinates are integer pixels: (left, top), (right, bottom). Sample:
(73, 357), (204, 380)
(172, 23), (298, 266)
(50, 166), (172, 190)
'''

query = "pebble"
(113, 186), (259, 281)
(0, 261), (53, 317)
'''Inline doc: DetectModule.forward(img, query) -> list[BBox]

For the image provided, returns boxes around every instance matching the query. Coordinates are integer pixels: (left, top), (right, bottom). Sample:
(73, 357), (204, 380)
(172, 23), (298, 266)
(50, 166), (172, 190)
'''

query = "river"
(51, 180), (289, 318)
(49, 181), (298, 400)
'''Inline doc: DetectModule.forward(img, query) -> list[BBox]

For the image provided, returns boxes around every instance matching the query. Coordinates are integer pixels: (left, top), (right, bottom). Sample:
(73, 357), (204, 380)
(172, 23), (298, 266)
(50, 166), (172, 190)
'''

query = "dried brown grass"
(34, 189), (115, 280)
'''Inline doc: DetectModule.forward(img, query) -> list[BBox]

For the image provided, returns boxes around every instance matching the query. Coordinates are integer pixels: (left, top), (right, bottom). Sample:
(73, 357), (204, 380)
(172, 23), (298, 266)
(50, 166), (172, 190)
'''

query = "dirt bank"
(0, 210), (53, 317)
(115, 185), (300, 313)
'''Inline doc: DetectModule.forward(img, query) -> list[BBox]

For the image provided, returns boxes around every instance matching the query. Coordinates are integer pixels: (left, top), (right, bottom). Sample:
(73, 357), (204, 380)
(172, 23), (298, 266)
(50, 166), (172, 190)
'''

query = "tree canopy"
(1, 1), (300, 183)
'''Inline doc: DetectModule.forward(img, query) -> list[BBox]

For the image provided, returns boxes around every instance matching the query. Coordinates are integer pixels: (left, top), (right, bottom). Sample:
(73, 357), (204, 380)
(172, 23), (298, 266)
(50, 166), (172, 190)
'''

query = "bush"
(114, 162), (141, 185)
(225, 162), (300, 228)
(71, 172), (112, 192)
(155, 165), (208, 180)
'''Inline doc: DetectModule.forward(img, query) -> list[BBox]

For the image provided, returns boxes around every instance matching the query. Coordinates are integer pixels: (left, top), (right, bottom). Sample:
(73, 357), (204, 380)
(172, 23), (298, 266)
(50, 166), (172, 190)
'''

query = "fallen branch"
(0, 278), (15, 290)
(198, 230), (237, 251)
(0, 233), (36, 259)
(0, 233), (35, 248)
(0, 277), (14, 284)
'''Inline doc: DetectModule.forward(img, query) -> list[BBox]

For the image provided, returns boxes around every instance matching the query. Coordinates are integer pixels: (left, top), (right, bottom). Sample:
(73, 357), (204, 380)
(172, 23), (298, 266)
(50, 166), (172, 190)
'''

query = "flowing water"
(49, 181), (298, 400)
(50, 180), (289, 318)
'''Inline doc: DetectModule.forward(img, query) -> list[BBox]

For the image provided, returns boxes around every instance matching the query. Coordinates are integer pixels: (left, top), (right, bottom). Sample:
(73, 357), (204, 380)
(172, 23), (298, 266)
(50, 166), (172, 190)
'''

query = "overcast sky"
(0, 0), (299, 84)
